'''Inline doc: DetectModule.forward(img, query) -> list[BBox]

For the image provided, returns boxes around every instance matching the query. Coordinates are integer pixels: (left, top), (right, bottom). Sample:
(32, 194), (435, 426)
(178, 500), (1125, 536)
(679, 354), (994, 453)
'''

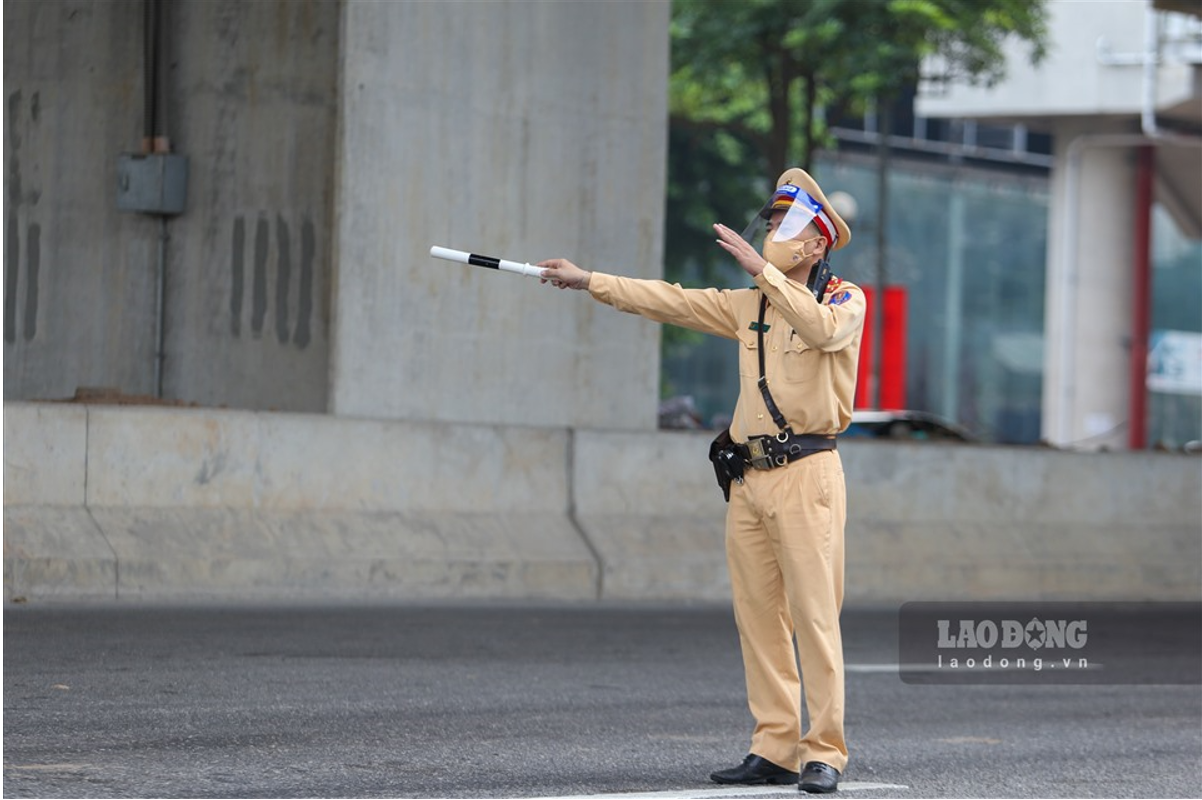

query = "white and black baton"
(429, 246), (546, 279)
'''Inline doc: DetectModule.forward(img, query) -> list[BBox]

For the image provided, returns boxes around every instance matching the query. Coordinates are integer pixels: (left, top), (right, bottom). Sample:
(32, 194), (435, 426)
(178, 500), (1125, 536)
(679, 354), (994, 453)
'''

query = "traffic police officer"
(539, 168), (865, 794)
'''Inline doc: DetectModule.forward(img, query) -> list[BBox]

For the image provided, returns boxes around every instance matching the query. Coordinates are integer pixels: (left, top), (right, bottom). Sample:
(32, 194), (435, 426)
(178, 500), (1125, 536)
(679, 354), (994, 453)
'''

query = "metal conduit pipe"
(155, 217), (169, 398)
(144, 0), (173, 398)
(142, 0), (158, 154)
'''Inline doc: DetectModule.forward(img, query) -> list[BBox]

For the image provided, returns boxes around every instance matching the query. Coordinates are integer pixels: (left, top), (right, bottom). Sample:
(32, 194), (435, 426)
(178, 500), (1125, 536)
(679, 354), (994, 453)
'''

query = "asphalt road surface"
(4, 603), (1200, 799)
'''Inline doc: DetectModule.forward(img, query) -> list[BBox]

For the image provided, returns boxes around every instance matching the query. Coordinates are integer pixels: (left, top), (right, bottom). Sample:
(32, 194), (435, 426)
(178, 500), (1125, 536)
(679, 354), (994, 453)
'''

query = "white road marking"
(527, 781), (909, 800)
(845, 663), (946, 673)
(847, 661), (1107, 674)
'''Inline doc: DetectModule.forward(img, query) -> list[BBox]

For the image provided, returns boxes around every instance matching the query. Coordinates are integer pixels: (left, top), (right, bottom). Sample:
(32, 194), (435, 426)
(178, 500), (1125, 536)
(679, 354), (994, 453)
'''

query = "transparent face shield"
(739, 184), (833, 249)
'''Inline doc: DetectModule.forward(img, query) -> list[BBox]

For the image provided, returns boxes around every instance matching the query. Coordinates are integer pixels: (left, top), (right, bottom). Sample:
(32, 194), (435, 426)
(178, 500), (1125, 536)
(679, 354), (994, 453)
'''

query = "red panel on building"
(854, 286), (908, 410)
(880, 286), (908, 410)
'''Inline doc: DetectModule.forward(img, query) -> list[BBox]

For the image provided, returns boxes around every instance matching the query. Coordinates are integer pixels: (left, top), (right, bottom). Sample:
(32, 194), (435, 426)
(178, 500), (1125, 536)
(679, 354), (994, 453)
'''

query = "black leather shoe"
(799, 761), (840, 793)
(710, 754), (799, 785)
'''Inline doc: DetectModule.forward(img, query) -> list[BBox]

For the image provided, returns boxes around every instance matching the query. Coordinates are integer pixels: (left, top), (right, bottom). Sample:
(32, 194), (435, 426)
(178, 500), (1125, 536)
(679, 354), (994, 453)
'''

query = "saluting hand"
(713, 223), (768, 278)
(538, 258), (592, 290)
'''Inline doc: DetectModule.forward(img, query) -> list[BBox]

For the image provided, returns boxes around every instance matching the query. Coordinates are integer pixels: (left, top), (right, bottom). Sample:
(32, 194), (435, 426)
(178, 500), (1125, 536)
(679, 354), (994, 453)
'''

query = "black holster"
(708, 427), (744, 502)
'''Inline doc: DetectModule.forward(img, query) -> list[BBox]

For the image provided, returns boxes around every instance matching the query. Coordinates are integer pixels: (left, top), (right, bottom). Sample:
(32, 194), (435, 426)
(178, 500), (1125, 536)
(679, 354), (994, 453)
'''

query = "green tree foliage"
(666, 0), (1049, 286)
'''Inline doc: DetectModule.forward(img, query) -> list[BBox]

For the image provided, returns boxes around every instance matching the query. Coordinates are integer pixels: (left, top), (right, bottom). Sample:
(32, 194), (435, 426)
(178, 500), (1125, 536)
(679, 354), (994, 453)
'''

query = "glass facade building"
(661, 149), (1201, 448)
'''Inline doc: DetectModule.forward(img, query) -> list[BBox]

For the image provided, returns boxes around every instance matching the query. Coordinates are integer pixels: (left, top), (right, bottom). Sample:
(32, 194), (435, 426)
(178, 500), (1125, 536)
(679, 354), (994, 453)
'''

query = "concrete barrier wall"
(840, 443), (1202, 601)
(5, 403), (1200, 603)
(3, 403), (595, 601)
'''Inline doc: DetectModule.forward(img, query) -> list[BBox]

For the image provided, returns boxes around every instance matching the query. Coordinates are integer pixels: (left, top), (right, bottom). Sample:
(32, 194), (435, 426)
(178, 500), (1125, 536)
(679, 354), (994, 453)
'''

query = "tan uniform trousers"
(725, 448), (847, 773)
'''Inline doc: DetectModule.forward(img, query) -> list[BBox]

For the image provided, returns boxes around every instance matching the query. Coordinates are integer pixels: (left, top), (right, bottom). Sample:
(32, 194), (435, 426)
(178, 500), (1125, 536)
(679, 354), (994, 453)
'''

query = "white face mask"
(763, 233), (825, 271)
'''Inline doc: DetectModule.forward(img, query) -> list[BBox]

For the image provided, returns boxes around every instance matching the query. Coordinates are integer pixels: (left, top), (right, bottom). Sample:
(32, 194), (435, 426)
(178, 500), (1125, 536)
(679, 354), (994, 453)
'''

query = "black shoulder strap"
(757, 293), (789, 431)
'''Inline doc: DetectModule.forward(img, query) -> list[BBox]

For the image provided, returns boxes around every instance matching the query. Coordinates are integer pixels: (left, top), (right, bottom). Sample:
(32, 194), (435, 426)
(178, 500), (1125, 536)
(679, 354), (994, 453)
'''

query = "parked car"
(844, 410), (976, 442)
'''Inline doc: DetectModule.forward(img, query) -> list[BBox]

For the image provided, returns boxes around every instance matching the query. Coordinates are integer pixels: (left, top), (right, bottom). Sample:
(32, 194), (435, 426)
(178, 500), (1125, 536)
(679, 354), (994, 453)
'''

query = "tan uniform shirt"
(589, 264), (867, 442)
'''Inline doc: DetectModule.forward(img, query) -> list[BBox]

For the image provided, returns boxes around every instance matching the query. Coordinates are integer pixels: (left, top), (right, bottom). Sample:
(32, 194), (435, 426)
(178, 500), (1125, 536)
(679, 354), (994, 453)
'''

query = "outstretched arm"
(537, 257), (741, 340)
(541, 226), (764, 288)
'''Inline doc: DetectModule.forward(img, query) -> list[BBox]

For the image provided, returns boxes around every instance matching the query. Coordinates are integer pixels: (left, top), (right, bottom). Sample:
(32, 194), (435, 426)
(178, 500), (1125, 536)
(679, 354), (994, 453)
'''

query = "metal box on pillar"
(116, 153), (188, 216)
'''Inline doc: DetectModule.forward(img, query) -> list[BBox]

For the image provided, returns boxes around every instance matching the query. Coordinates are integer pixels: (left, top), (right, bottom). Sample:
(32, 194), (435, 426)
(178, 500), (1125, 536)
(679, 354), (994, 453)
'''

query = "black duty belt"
(735, 431), (837, 470)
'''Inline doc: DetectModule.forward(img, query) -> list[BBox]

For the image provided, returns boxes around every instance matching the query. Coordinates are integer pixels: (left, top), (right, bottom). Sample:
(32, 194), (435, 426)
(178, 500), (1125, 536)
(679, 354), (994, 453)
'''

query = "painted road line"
(846, 663), (948, 673)
(846, 661), (1109, 674)
(527, 781), (910, 800)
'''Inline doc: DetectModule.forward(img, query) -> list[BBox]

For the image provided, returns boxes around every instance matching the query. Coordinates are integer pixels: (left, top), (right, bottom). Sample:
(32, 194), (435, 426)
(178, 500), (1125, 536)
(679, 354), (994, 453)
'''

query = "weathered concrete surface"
(329, 0), (668, 429)
(2, 403), (88, 505)
(80, 407), (571, 512)
(89, 508), (594, 602)
(3, 0), (339, 411)
(5, 403), (1200, 604)
(165, 0), (340, 412)
(4, 0), (669, 431)
(840, 443), (1202, 602)
(5, 0), (158, 400)
(2, 507), (116, 601)
(574, 429), (728, 600)
(4, 403), (596, 601)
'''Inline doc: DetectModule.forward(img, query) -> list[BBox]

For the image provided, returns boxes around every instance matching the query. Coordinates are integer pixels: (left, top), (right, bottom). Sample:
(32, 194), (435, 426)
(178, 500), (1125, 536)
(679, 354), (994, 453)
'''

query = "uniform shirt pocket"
(736, 329), (760, 378)
(782, 338), (820, 384)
